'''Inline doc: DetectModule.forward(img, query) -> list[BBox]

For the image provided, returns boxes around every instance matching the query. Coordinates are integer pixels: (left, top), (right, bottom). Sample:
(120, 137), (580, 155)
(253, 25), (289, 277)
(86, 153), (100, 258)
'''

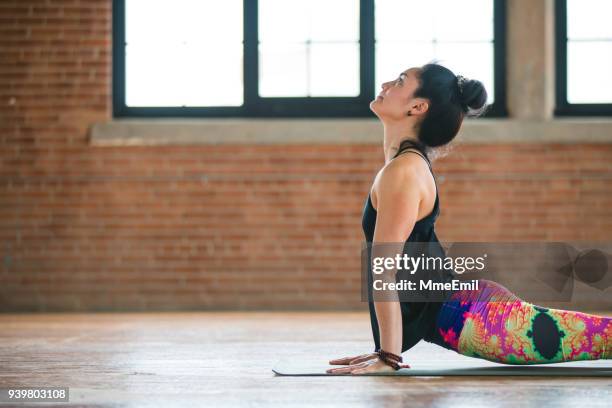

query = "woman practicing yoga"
(327, 62), (611, 374)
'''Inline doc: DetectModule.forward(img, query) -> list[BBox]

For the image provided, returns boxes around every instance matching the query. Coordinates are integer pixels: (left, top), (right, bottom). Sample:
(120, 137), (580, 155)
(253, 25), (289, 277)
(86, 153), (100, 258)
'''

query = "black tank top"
(361, 148), (454, 352)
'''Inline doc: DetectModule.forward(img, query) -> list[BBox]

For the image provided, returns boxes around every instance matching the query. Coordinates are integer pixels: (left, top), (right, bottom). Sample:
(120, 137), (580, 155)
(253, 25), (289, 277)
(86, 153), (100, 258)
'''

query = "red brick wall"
(1, 1), (611, 311)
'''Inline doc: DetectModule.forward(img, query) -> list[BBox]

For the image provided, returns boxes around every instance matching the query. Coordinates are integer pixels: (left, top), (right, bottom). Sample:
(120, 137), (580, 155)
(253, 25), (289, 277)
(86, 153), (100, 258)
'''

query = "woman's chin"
(369, 105), (384, 119)
(369, 100), (381, 115)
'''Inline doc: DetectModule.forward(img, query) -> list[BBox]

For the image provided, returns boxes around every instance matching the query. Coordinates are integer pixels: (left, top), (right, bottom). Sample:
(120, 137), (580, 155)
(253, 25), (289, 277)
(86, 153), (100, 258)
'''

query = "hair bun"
(456, 75), (488, 116)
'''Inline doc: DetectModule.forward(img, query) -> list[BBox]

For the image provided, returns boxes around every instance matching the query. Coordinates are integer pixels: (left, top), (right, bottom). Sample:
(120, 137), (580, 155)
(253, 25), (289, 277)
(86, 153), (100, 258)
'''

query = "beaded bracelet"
(375, 348), (404, 370)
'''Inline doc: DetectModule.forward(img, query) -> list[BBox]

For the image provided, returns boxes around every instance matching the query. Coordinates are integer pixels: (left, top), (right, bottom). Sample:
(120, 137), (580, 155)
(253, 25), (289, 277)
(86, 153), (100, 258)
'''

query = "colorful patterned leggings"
(430, 279), (611, 364)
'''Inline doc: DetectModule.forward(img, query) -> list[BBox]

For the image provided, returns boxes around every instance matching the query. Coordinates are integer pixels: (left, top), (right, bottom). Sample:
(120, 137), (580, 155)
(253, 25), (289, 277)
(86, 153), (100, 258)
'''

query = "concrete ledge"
(89, 118), (612, 146)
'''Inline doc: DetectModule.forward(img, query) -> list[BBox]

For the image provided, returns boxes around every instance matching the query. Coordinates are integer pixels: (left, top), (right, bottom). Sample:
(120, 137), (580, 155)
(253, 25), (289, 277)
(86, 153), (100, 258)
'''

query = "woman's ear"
(412, 99), (429, 115)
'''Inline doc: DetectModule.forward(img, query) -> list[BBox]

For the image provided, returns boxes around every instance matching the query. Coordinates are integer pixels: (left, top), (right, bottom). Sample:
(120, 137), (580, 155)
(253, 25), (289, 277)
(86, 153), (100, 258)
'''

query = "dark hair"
(394, 61), (489, 160)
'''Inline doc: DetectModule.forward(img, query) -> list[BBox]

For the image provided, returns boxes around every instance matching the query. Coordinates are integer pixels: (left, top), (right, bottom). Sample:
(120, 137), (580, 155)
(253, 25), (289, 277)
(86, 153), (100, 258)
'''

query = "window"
(375, 0), (498, 108)
(258, 0), (360, 97)
(555, 0), (612, 116)
(124, 0), (243, 107)
(113, 0), (507, 118)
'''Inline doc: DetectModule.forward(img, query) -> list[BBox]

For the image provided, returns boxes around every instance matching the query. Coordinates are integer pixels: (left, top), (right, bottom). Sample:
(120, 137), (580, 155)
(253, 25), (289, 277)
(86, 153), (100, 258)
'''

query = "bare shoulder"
(378, 152), (427, 187)
(371, 152), (426, 206)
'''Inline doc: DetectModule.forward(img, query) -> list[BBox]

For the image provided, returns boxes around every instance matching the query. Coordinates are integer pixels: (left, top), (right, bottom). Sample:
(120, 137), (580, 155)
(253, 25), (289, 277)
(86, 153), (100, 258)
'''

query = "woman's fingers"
(329, 353), (373, 365)
(326, 362), (369, 374)
(352, 365), (389, 375)
(327, 354), (410, 374)
(351, 360), (398, 375)
(349, 353), (378, 365)
(328, 356), (355, 365)
(352, 362), (411, 374)
(350, 366), (373, 375)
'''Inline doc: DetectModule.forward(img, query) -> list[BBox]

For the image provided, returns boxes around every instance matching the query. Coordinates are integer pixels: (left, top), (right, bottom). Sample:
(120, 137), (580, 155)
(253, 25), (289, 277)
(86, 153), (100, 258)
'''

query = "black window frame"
(112, 0), (507, 118)
(555, 0), (612, 116)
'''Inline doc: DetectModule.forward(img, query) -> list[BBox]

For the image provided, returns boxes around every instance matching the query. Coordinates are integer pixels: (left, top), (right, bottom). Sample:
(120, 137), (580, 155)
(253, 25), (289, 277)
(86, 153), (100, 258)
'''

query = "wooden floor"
(1, 311), (611, 407)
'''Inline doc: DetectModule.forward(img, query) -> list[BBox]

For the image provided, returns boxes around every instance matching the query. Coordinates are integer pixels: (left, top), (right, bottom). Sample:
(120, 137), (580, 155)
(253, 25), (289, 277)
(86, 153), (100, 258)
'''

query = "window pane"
(375, 0), (495, 104)
(376, 0), (492, 41)
(259, 0), (360, 97)
(567, 42), (612, 103)
(567, 0), (612, 40)
(181, 44), (243, 106)
(375, 42), (435, 90)
(566, 0), (612, 103)
(259, 43), (309, 97)
(375, 1), (435, 42)
(125, 0), (243, 107)
(126, 43), (243, 107)
(308, 0), (360, 42)
(310, 43), (360, 96)
(259, 1), (310, 43)
(259, 0), (359, 42)
(126, 43), (184, 106)
(435, 0), (493, 41)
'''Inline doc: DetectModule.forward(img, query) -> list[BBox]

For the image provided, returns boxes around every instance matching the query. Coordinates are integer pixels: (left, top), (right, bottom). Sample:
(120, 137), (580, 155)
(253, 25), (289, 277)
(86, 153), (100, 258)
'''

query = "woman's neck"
(382, 123), (419, 164)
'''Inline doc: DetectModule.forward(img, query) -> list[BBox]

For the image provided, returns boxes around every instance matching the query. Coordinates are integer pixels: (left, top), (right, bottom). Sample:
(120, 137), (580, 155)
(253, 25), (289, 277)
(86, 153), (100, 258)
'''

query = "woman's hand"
(328, 353), (378, 366)
(326, 357), (409, 375)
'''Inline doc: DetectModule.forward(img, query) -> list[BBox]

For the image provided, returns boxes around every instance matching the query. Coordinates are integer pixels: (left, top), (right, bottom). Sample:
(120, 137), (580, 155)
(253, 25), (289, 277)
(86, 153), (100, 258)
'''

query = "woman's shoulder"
(392, 148), (431, 167)
(381, 150), (429, 180)
(371, 149), (435, 209)
(374, 155), (423, 200)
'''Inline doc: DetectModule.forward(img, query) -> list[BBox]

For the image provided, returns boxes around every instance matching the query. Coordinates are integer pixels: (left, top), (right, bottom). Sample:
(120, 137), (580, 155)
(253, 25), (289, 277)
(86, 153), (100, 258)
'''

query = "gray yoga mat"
(273, 358), (612, 377)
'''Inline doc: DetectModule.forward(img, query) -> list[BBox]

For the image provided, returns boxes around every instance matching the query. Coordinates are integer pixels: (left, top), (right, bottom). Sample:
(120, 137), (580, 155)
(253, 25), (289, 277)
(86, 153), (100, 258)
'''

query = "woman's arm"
(327, 158), (422, 374)
(371, 159), (422, 355)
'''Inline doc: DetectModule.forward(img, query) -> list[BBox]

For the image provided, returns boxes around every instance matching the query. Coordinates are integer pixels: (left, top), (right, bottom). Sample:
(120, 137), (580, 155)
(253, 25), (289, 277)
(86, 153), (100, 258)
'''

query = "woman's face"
(370, 67), (427, 121)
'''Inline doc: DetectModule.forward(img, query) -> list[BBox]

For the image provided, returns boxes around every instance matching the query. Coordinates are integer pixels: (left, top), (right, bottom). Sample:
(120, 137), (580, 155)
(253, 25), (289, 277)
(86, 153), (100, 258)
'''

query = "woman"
(327, 62), (611, 374)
